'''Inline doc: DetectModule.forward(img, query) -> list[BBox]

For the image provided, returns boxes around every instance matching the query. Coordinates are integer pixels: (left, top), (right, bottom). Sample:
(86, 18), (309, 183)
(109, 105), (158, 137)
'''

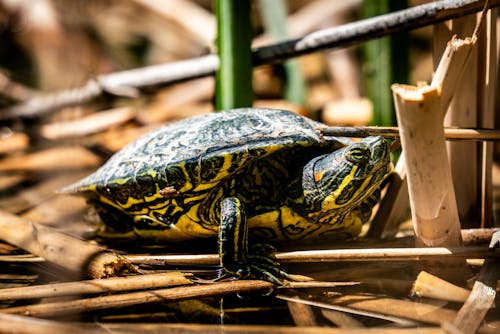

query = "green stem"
(215, 0), (253, 110)
(258, 0), (306, 106)
(362, 0), (408, 126)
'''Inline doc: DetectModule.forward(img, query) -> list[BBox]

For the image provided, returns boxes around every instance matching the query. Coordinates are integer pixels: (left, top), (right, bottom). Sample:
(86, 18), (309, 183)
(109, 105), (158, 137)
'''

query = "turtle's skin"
(64, 108), (392, 283)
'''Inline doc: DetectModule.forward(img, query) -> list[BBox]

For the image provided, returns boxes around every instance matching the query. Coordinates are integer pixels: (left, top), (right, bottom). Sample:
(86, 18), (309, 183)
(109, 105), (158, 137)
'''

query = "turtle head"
(303, 136), (392, 214)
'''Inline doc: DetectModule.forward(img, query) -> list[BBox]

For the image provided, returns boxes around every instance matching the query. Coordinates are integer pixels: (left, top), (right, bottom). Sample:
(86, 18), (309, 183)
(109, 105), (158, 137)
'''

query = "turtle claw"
(246, 243), (286, 285)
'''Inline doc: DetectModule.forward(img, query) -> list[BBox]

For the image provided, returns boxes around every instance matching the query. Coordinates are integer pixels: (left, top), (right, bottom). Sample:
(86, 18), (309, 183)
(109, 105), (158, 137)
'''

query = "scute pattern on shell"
(65, 108), (333, 192)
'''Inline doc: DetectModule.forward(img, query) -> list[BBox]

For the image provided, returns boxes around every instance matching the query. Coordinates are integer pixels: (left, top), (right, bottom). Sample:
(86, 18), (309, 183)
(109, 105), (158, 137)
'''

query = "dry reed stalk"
(0, 280), (275, 318)
(449, 231), (500, 333)
(0, 146), (101, 172)
(0, 172), (89, 214)
(461, 227), (500, 244)
(476, 8), (497, 228)
(0, 131), (29, 154)
(125, 246), (498, 266)
(434, 15), (480, 229)
(0, 272), (192, 301)
(320, 309), (365, 328)
(0, 210), (132, 278)
(411, 271), (471, 303)
(321, 126), (500, 141)
(40, 107), (136, 140)
(330, 294), (458, 325)
(277, 294), (417, 326)
(391, 33), (478, 249)
(0, 174), (25, 192)
(0, 71), (36, 102)
(20, 194), (87, 225)
(287, 300), (318, 326)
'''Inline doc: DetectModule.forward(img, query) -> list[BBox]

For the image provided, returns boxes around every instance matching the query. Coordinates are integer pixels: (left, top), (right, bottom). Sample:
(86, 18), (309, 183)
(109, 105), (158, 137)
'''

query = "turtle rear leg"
(219, 197), (284, 285)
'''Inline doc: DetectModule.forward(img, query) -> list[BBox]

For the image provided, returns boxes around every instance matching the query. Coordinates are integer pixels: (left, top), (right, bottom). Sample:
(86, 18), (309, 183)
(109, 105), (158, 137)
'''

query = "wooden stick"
(449, 231), (500, 333)
(0, 280), (275, 318)
(411, 271), (471, 303)
(0, 210), (133, 278)
(328, 295), (457, 325)
(392, 34), (477, 250)
(4, 229), (496, 264)
(321, 126), (500, 141)
(287, 300), (318, 326)
(0, 272), (192, 301)
(276, 294), (418, 326)
(0, 146), (101, 172)
(125, 246), (498, 266)
(40, 107), (136, 140)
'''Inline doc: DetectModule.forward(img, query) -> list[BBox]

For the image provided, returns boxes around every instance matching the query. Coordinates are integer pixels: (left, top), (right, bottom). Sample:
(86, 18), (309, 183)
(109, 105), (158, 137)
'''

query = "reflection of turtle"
(64, 108), (392, 283)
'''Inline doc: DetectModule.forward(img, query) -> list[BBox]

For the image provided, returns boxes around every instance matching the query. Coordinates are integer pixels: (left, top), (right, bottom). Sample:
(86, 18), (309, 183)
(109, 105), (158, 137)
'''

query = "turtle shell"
(65, 108), (347, 195)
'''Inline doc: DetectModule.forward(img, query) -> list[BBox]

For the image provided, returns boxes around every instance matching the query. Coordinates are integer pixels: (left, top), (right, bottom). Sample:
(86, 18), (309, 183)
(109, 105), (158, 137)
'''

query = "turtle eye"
(345, 147), (368, 164)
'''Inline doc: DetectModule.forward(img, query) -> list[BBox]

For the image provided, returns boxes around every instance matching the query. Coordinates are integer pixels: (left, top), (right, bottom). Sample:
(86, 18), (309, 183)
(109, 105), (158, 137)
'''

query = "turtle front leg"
(219, 197), (284, 285)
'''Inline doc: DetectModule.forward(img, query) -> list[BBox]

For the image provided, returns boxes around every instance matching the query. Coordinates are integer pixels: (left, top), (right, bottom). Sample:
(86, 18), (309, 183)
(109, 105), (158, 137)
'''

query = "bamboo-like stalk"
(321, 126), (500, 141)
(411, 271), (471, 302)
(0, 146), (101, 172)
(287, 300), (318, 326)
(0, 210), (133, 278)
(434, 15), (480, 230)
(0, 280), (275, 318)
(451, 232), (500, 333)
(40, 107), (136, 140)
(125, 246), (498, 266)
(0, 272), (192, 301)
(3, 229), (496, 264)
(476, 8), (497, 228)
(392, 33), (478, 250)
(327, 294), (458, 325)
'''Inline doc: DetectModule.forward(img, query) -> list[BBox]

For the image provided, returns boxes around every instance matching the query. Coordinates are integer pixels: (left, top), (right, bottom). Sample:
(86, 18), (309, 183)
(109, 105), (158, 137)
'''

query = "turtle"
(63, 108), (392, 284)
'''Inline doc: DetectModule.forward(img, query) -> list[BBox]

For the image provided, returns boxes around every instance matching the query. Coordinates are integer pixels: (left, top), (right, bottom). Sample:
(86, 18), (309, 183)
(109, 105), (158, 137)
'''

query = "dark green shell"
(64, 108), (347, 194)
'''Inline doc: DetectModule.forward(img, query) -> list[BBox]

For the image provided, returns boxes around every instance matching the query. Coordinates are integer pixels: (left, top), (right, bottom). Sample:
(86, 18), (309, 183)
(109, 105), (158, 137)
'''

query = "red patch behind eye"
(314, 171), (324, 182)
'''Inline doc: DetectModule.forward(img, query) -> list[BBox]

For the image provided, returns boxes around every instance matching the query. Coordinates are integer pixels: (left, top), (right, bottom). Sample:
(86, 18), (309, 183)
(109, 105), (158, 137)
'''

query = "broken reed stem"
(0, 210), (133, 278)
(392, 33), (479, 250)
(329, 295), (458, 325)
(321, 126), (500, 141)
(450, 231), (500, 333)
(411, 271), (471, 302)
(0, 272), (192, 301)
(0, 280), (275, 318)
(125, 246), (498, 266)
